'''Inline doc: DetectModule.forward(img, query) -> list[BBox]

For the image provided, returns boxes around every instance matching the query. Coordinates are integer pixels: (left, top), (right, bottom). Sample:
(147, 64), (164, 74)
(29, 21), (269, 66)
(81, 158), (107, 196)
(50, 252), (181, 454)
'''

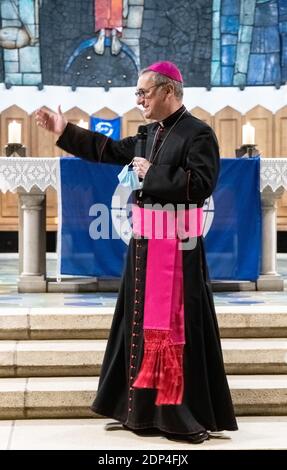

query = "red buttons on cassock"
(128, 238), (144, 418)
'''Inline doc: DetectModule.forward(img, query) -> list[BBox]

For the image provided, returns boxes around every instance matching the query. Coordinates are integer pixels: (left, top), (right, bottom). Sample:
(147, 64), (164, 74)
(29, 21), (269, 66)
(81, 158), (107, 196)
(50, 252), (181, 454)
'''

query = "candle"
(242, 122), (255, 145)
(8, 120), (22, 143)
(77, 119), (89, 129)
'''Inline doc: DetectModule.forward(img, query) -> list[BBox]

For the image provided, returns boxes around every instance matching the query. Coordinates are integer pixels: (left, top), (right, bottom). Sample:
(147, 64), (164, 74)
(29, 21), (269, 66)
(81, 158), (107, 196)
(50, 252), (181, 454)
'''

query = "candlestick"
(242, 122), (255, 145)
(8, 120), (22, 143)
(5, 143), (26, 157)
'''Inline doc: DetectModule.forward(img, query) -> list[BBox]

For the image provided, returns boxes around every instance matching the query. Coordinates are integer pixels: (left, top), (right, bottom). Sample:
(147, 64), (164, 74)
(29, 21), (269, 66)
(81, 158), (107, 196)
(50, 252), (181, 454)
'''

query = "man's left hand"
(133, 157), (152, 179)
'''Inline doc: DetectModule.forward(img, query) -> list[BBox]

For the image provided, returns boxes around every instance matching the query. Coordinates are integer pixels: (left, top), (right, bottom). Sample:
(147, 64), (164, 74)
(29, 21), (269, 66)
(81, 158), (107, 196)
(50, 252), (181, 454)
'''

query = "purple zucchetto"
(146, 61), (183, 83)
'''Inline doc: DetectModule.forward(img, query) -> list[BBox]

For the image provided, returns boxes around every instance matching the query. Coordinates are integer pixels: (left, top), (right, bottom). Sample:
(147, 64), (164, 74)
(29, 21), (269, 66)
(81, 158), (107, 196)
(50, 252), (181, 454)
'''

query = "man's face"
(136, 72), (168, 121)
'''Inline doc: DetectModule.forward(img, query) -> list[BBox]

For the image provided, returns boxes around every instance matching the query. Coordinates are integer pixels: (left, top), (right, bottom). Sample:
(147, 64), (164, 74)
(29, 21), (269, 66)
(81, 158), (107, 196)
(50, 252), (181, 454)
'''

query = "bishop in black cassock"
(36, 61), (238, 443)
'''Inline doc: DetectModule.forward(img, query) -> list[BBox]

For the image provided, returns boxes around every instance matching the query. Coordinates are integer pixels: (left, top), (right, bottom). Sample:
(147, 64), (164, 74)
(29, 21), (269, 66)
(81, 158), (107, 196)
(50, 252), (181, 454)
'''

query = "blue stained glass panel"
(211, 61), (221, 84)
(222, 45), (236, 65)
(251, 26), (280, 53)
(213, 0), (221, 12)
(238, 25), (253, 43)
(221, 0), (240, 16)
(247, 54), (265, 84)
(221, 15), (240, 34)
(222, 66), (234, 85)
(255, 0), (278, 26)
(278, 0), (287, 21)
(212, 0), (286, 87)
(279, 21), (287, 33)
(264, 53), (281, 83)
(212, 39), (220, 60)
(19, 0), (35, 24)
(264, 26), (280, 52)
(281, 33), (287, 66)
(222, 34), (238, 45)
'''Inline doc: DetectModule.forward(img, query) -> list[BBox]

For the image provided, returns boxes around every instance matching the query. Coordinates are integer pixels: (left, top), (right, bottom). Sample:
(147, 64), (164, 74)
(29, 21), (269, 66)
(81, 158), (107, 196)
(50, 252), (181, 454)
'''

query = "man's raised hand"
(35, 105), (68, 135)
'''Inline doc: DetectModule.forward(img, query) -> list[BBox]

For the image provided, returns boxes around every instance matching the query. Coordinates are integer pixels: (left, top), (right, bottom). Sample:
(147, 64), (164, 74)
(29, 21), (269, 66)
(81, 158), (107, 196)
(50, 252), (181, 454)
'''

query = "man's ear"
(166, 84), (174, 95)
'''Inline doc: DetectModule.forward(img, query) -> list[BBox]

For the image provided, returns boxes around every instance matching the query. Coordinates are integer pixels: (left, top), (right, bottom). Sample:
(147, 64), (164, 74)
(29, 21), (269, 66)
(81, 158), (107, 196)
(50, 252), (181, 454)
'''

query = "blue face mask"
(118, 164), (143, 191)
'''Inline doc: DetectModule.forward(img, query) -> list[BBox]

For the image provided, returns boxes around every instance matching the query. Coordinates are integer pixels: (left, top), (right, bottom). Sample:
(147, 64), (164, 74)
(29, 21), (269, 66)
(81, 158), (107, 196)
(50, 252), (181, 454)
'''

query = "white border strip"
(0, 84), (286, 115)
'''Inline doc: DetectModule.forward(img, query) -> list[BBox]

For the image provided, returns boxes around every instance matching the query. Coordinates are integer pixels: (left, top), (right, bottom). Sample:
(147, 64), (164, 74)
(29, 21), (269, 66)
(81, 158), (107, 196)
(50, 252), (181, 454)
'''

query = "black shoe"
(165, 430), (209, 444)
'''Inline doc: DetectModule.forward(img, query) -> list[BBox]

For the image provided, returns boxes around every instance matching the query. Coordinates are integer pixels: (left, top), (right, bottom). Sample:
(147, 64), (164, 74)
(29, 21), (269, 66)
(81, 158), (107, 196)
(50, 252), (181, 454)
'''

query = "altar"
(0, 157), (286, 292)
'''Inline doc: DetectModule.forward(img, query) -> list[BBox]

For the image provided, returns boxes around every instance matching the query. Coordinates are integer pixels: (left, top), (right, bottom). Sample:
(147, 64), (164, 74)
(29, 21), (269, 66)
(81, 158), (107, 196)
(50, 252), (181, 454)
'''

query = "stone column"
(18, 189), (47, 293)
(256, 187), (284, 291)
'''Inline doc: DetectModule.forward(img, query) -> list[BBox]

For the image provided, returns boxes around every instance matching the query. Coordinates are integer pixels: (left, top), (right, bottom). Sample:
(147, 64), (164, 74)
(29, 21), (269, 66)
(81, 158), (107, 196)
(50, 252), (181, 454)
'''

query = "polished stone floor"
(0, 254), (287, 450)
(1, 417), (287, 450)
(0, 253), (287, 307)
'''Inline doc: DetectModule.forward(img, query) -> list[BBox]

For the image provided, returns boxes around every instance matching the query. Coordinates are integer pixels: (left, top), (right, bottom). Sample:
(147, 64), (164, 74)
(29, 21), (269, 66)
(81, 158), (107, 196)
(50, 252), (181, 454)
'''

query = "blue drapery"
(204, 158), (261, 280)
(58, 157), (261, 281)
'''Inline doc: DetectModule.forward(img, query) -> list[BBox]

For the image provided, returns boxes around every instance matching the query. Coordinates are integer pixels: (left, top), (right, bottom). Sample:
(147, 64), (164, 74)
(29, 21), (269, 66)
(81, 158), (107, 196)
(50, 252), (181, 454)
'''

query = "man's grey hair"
(139, 68), (183, 100)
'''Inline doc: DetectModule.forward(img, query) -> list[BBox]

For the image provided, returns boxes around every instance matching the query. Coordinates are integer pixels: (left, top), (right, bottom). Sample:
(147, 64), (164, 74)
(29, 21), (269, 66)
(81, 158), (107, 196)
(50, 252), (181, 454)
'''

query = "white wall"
(0, 83), (286, 115)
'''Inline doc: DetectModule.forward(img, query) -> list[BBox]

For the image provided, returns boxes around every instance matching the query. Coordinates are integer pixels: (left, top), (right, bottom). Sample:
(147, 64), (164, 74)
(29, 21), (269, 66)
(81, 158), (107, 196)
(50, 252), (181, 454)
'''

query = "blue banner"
(59, 158), (127, 277)
(58, 157), (261, 281)
(204, 158), (261, 281)
(90, 116), (121, 140)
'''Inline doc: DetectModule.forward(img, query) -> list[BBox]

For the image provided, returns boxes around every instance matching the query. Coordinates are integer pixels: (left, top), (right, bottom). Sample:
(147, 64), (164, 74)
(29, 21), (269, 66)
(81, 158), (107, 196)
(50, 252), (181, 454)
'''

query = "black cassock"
(57, 106), (238, 434)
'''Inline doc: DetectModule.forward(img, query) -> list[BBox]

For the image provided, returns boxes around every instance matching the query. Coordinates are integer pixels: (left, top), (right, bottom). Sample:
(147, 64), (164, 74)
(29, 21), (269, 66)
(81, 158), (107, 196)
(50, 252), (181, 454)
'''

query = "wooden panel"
(244, 105), (273, 158)
(92, 107), (118, 119)
(274, 106), (287, 231)
(1, 192), (18, 218)
(214, 106), (242, 157)
(44, 107), (91, 229)
(277, 193), (287, 231)
(122, 107), (146, 138)
(275, 106), (287, 158)
(58, 107), (90, 157)
(190, 107), (213, 128)
(0, 191), (18, 231)
(0, 106), (63, 232)
(30, 106), (68, 231)
(30, 106), (60, 158)
(0, 105), (30, 154)
(46, 187), (58, 231)
(0, 106), (30, 231)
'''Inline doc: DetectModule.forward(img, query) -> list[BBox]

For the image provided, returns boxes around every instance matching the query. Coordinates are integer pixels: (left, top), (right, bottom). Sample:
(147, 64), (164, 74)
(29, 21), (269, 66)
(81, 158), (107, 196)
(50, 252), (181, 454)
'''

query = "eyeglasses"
(134, 84), (163, 98)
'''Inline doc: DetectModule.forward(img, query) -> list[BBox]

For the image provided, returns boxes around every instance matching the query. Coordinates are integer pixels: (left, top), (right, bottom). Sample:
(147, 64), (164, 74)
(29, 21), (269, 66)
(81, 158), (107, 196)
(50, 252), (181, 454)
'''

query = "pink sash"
(132, 206), (203, 405)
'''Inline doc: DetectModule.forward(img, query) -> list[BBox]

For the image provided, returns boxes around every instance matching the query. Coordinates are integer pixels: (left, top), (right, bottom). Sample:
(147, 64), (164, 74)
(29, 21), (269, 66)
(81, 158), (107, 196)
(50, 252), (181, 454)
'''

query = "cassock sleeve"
(56, 122), (136, 165)
(142, 128), (220, 204)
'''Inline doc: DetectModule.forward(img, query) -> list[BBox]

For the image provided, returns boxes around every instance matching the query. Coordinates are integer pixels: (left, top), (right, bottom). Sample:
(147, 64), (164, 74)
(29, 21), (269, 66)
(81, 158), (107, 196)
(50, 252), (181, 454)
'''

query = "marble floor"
(0, 417), (287, 450)
(0, 253), (287, 307)
(0, 254), (287, 450)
